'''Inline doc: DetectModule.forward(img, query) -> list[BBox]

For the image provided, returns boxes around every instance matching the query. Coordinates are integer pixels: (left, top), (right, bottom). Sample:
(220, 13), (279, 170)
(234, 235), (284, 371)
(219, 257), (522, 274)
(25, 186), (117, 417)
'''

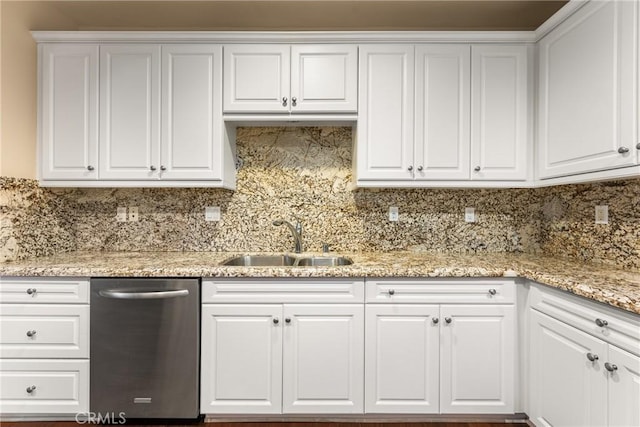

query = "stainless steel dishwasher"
(90, 278), (200, 419)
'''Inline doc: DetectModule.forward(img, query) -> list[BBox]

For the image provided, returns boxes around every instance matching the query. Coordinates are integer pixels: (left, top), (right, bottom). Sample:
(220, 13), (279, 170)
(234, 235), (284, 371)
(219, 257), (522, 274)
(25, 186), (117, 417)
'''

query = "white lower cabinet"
(200, 279), (365, 415)
(528, 283), (640, 427)
(365, 279), (516, 415)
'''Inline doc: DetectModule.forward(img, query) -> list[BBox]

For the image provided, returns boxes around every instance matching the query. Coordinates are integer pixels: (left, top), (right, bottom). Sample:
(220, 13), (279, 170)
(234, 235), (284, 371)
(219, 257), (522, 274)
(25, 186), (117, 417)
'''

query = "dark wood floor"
(0, 423), (524, 427)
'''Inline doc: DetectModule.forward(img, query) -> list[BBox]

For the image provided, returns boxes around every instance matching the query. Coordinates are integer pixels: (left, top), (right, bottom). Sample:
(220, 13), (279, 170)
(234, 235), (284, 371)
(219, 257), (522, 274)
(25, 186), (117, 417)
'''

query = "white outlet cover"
(116, 207), (127, 222)
(205, 206), (221, 222)
(465, 207), (476, 223)
(595, 205), (609, 224)
(128, 206), (139, 222)
(389, 206), (399, 222)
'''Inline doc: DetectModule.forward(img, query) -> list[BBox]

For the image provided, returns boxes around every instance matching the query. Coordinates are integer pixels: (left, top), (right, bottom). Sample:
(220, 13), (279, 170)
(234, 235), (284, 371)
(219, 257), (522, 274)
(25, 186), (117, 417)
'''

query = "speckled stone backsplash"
(1, 126), (638, 270)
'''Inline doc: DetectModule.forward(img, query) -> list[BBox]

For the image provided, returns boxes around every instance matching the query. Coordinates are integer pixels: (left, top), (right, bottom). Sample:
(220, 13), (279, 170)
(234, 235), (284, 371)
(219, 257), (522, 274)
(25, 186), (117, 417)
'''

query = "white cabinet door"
(223, 44), (290, 113)
(365, 305), (440, 414)
(538, 0), (638, 179)
(608, 345), (640, 427)
(201, 304), (283, 414)
(40, 44), (98, 180)
(357, 45), (414, 181)
(471, 45), (528, 181)
(414, 45), (470, 180)
(290, 45), (358, 113)
(529, 309), (608, 427)
(440, 305), (514, 414)
(99, 45), (161, 180)
(282, 304), (364, 413)
(161, 44), (223, 180)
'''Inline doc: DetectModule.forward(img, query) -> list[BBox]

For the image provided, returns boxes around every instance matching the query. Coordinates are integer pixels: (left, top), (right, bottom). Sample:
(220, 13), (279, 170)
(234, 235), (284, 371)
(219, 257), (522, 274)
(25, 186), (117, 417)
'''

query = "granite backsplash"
(1, 127), (638, 270)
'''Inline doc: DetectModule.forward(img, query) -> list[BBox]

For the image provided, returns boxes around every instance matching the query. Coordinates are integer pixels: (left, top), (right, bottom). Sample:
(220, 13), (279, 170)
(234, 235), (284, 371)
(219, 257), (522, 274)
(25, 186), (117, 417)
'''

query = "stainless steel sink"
(221, 255), (296, 267)
(295, 256), (353, 267)
(220, 255), (353, 267)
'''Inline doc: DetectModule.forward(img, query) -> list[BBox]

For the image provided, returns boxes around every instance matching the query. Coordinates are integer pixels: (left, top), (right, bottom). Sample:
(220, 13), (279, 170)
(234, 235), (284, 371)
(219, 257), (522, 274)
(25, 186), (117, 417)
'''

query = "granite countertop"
(1, 251), (639, 315)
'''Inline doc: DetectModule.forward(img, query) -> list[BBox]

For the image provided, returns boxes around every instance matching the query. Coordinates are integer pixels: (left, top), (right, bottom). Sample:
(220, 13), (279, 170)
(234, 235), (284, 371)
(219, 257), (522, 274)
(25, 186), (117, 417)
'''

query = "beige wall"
(0, 1), (76, 179)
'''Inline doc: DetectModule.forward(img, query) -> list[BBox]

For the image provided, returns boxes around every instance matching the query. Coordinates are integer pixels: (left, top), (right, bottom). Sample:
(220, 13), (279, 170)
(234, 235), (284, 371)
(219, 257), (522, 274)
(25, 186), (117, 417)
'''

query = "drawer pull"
(586, 352), (599, 362)
(387, 289), (395, 296)
(605, 362), (618, 373)
(273, 317), (279, 325)
(26, 385), (36, 393)
(445, 317), (452, 324)
(26, 288), (37, 295)
(26, 330), (37, 337)
(595, 318), (608, 327)
(432, 317), (439, 324)
(285, 318), (291, 324)
(488, 288), (497, 295)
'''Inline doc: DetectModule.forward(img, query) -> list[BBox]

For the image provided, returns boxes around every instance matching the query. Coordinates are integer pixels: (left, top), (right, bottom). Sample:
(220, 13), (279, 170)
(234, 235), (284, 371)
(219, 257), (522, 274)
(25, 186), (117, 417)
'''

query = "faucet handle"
(322, 243), (330, 254)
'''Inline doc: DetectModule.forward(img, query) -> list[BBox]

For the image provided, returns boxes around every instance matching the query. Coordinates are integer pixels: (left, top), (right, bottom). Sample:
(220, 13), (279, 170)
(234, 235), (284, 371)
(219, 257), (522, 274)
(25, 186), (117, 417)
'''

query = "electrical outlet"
(205, 206), (221, 222)
(389, 206), (399, 222)
(465, 207), (476, 223)
(116, 207), (127, 222)
(128, 206), (139, 222)
(595, 205), (609, 224)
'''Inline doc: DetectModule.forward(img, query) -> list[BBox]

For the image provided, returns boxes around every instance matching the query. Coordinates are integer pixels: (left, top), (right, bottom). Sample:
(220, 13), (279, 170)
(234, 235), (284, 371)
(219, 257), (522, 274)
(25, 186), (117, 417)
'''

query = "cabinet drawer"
(366, 279), (515, 304)
(0, 278), (89, 304)
(202, 279), (364, 303)
(0, 359), (89, 415)
(530, 283), (640, 357)
(0, 305), (89, 358)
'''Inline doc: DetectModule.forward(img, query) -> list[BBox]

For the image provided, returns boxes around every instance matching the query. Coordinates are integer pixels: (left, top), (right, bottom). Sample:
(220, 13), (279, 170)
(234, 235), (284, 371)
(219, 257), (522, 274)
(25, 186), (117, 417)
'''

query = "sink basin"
(295, 256), (353, 267)
(221, 255), (296, 267)
(220, 255), (353, 267)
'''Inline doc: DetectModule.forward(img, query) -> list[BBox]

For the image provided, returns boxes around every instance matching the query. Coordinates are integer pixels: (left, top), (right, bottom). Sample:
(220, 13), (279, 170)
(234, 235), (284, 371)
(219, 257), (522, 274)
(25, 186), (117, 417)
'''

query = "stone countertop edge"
(0, 251), (638, 315)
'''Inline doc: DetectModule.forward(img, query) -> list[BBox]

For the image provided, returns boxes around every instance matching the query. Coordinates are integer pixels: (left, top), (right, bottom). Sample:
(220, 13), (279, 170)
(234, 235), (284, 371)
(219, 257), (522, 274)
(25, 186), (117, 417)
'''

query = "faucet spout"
(273, 219), (303, 253)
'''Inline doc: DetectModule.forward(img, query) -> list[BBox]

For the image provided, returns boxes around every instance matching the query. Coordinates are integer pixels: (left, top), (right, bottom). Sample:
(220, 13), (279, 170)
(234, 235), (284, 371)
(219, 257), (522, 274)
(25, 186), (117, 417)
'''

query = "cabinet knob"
(26, 330), (37, 337)
(26, 385), (36, 394)
(417, 166), (424, 171)
(87, 165), (95, 171)
(388, 289), (395, 296)
(26, 288), (37, 295)
(273, 317), (279, 325)
(488, 288), (497, 296)
(432, 317), (439, 324)
(150, 165), (157, 171)
(595, 318), (608, 327)
(160, 165), (166, 171)
(445, 317), (452, 324)
(605, 362), (618, 372)
(586, 352), (599, 362)
(474, 166), (481, 172)
(291, 97), (297, 107)
(285, 318), (291, 324)
(407, 166), (413, 172)
(636, 143), (640, 150)
(618, 146), (630, 154)
(282, 97), (288, 107)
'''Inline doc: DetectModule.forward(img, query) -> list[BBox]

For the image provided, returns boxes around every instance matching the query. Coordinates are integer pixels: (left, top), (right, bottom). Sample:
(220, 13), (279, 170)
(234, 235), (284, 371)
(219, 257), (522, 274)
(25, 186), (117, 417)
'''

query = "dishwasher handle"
(98, 289), (189, 300)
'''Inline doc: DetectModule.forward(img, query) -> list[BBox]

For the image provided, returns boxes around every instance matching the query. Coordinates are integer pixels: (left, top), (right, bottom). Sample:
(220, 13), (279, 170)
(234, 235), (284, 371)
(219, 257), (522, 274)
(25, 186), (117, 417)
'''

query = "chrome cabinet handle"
(273, 317), (279, 325)
(291, 97), (297, 106)
(150, 165), (157, 171)
(160, 165), (166, 171)
(445, 317), (452, 324)
(285, 318), (291, 324)
(87, 165), (95, 171)
(26, 288), (37, 295)
(26, 330), (37, 337)
(586, 352), (599, 362)
(595, 318), (608, 327)
(618, 146), (630, 154)
(474, 166), (481, 172)
(26, 385), (36, 393)
(98, 289), (188, 300)
(388, 289), (395, 296)
(488, 288), (497, 295)
(407, 166), (413, 172)
(432, 318), (439, 324)
(282, 97), (288, 106)
(605, 362), (618, 372)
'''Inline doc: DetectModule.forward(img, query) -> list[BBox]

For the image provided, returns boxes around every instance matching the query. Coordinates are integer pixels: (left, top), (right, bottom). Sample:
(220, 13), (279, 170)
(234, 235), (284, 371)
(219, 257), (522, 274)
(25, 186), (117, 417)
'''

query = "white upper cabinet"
(357, 45), (415, 181)
(538, 0), (639, 179)
(39, 44), (99, 180)
(414, 44), (471, 180)
(223, 44), (358, 114)
(161, 44), (224, 180)
(471, 45), (529, 181)
(99, 45), (161, 180)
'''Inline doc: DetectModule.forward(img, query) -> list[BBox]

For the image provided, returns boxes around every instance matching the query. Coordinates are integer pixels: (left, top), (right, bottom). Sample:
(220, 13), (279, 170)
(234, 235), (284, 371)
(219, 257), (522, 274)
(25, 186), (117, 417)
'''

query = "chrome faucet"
(273, 218), (303, 253)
